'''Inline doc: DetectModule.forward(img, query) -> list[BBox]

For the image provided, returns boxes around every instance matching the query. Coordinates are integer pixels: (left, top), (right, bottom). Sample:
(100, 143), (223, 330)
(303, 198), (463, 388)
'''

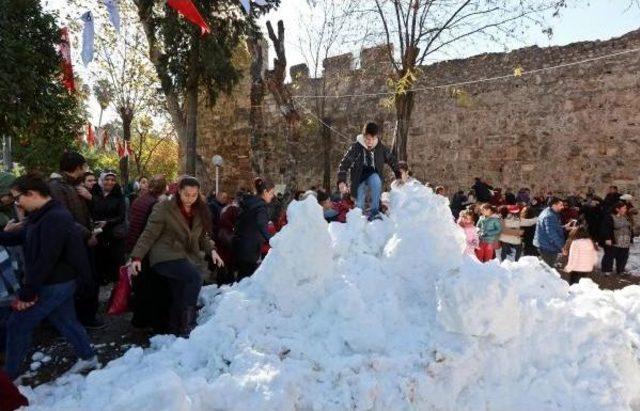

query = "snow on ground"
(627, 240), (640, 276)
(596, 238), (640, 277)
(22, 184), (640, 410)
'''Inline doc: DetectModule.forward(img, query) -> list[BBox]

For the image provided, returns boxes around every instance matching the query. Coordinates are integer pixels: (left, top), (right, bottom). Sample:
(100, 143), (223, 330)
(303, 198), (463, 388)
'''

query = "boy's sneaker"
(67, 356), (99, 375)
(602, 271), (612, 277)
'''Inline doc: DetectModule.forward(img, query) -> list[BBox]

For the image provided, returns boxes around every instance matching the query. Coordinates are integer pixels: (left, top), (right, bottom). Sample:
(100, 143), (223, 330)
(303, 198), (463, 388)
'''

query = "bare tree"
(296, 0), (364, 190)
(130, 116), (176, 178)
(91, 1), (162, 184)
(368, 0), (569, 161)
(248, 34), (267, 176)
(265, 20), (301, 196)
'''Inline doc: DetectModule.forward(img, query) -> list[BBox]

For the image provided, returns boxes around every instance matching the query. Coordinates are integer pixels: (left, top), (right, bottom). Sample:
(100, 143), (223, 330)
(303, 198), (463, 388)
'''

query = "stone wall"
(197, 29), (640, 196)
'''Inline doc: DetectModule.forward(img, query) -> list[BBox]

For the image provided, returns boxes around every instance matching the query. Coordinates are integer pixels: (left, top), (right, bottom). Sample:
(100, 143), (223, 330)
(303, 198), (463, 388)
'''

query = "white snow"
(21, 184), (640, 410)
(627, 240), (640, 276)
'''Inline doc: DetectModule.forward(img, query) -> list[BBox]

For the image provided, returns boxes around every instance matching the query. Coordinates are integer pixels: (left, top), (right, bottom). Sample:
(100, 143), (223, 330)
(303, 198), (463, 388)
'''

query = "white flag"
(103, 0), (121, 32)
(80, 11), (94, 66)
(240, 0), (250, 13)
(96, 128), (105, 147)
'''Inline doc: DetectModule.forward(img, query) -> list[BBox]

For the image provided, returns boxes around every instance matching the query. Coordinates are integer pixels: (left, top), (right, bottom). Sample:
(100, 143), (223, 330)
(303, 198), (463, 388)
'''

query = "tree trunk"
(248, 35), (265, 175)
(97, 108), (104, 128)
(322, 117), (332, 191)
(282, 115), (300, 196)
(392, 90), (415, 162)
(119, 108), (133, 185)
(265, 21), (301, 197)
(184, 86), (198, 176)
(184, 33), (200, 176)
(136, 1), (188, 172)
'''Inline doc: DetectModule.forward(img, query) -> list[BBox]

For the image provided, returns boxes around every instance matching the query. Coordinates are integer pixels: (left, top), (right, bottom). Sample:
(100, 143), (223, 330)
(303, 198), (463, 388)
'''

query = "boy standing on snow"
(337, 122), (401, 219)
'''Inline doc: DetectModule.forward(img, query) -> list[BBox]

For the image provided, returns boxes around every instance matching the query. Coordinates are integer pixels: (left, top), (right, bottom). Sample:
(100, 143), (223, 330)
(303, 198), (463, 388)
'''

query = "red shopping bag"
(107, 266), (132, 315)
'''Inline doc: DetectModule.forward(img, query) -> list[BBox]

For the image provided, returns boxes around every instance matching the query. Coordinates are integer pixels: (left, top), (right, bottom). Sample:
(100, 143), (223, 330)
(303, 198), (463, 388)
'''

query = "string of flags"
(103, 0), (120, 32)
(59, 0), (271, 156)
(240, 0), (269, 13)
(59, 0), (273, 90)
(167, 0), (210, 35)
(81, 122), (132, 159)
(58, 27), (75, 92)
(80, 11), (94, 66)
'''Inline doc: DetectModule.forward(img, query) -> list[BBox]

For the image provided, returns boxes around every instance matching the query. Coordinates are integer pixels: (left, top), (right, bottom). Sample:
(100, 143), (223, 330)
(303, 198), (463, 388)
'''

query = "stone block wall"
(197, 29), (640, 197)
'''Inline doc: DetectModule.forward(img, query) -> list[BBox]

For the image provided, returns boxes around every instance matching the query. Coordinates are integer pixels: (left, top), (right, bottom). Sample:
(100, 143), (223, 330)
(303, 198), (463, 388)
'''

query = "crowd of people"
(0, 121), (635, 406)
(453, 178), (636, 284)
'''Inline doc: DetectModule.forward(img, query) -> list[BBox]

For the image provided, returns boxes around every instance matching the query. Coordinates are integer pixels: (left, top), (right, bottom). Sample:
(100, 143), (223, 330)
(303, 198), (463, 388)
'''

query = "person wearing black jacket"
(0, 175), (96, 380)
(208, 191), (228, 241)
(232, 178), (275, 280)
(472, 178), (493, 203)
(337, 122), (400, 219)
(91, 171), (126, 284)
(599, 201), (632, 275)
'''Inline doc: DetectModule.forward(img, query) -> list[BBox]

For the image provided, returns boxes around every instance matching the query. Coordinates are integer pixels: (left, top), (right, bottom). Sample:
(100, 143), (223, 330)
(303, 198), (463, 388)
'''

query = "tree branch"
(417, 0), (472, 66)
(374, 0), (400, 71)
(134, 0), (186, 141)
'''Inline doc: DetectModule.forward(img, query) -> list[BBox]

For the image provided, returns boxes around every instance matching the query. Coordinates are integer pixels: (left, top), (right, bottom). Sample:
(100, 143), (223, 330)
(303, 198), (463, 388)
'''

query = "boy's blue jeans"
(356, 173), (382, 217)
(4, 280), (95, 379)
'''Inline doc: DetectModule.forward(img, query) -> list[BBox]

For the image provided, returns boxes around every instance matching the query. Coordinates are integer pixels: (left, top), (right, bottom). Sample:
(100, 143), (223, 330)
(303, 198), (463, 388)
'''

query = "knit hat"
(0, 172), (16, 196)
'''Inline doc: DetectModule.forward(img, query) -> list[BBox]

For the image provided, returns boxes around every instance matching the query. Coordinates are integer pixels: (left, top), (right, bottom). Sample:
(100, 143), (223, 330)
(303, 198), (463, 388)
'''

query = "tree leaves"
(0, 0), (84, 171)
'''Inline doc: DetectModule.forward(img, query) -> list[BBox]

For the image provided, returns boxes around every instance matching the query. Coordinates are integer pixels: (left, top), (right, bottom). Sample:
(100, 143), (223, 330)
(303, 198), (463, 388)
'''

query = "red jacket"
(217, 204), (240, 267)
(334, 197), (354, 223)
(560, 207), (579, 225)
(125, 193), (160, 253)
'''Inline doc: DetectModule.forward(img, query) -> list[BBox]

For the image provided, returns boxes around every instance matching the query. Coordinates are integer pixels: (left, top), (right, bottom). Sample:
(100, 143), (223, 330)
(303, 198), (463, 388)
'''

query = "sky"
(41, 0), (640, 125)
(262, 0), (640, 67)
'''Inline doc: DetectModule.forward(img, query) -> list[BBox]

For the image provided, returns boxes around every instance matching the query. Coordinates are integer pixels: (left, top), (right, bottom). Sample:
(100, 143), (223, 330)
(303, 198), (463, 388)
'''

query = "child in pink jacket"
(458, 210), (479, 257)
(563, 225), (598, 285)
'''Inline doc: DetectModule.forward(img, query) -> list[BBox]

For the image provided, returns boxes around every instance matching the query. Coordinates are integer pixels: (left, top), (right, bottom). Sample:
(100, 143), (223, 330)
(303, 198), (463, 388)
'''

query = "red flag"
(86, 123), (96, 147)
(167, 0), (211, 35)
(117, 138), (124, 158)
(123, 140), (130, 158)
(102, 128), (110, 149)
(59, 27), (75, 92)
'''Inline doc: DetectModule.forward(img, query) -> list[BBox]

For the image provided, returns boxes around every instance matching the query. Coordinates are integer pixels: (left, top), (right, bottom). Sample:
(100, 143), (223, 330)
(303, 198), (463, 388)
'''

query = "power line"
(291, 45), (640, 100)
(294, 100), (353, 141)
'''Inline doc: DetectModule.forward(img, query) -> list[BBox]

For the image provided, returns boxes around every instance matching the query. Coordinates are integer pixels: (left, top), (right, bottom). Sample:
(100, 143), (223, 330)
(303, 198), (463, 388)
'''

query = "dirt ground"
(5, 268), (640, 388)
(9, 286), (152, 387)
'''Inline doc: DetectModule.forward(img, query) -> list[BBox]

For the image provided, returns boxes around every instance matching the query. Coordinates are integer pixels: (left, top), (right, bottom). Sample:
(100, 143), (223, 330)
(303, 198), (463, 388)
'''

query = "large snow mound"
(24, 184), (640, 410)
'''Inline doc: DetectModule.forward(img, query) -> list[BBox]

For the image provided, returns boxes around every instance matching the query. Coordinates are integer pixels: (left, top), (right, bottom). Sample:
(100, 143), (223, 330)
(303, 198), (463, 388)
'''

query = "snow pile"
(24, 184), (640, 410)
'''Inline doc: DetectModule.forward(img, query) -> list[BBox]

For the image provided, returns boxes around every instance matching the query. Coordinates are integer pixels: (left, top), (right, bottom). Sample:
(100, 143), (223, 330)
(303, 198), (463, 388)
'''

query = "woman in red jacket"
(126, 175), (170, 332)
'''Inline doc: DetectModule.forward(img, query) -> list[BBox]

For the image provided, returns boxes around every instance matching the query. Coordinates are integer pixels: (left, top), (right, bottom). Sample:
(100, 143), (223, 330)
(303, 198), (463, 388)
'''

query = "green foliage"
(93, 79), (114, 110)
(0, 0), (84, 171)
(138, 0), (280, 105)
(129, 116), (179, 181)
(381, 67), (422, 109)
(82, 148), (120, 174)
